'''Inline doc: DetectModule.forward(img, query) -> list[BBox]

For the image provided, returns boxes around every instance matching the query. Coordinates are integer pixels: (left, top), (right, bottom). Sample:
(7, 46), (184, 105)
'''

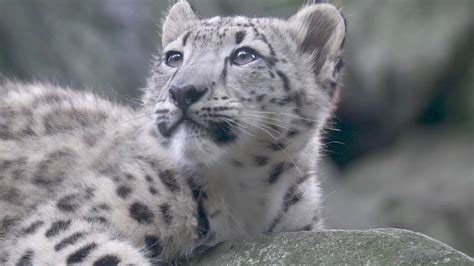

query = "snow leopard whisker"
(219, 117), (256, 138)
(238, 117), (301, 145)
(246, 110), (319, 123)
(238, 114), (292, 131)
(236, 118), (301, 156)
(238, 118), (283, 138)
(238, 119), (279, 139)
(249, 121), (303, 179)
(101, 84), (144, 107)
(218, 196), (247, 236)
(279, 145), (303, 179)
(236, 118), (304, 178)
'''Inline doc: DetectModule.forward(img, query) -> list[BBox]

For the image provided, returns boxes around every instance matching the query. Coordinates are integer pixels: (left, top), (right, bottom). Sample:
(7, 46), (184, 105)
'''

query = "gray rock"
(324, 129), (474, 256)
(189, 229), (474, 265)
(329, 0), (474, 164)
(0, 0), (166, 103)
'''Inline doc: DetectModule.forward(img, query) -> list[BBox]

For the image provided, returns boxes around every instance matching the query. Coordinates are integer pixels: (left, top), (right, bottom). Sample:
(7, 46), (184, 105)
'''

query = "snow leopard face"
(144, 2), (346, 166)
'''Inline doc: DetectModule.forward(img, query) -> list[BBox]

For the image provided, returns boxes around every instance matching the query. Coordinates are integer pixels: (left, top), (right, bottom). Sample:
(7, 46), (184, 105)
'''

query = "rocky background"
(1, 0), (473, 257)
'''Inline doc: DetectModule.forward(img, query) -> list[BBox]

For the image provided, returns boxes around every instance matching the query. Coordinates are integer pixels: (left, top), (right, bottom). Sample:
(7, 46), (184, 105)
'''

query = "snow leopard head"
(144, 1), (346, 166)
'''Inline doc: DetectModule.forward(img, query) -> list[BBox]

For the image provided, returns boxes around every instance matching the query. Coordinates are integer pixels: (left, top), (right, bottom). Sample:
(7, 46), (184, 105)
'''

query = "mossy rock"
(188, 228), (474, 265)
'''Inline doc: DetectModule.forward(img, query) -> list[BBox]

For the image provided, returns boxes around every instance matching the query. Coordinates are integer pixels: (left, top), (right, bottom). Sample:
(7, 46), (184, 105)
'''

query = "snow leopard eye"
(165, 51), (183, 68)
(231, 47), (258, 66)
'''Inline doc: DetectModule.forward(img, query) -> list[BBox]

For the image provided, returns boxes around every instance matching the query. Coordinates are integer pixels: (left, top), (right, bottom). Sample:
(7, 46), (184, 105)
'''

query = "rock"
(328, 0), (474, 165)
(441, 63), (474, 128)
(188, 229), (474, 265)
(0, 0), (167, 103)
(323, 128), (474, 256)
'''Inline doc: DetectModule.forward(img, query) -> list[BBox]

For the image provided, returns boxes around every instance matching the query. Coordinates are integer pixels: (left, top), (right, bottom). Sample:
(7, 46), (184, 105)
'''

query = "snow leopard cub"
(0, 1), (346, 265)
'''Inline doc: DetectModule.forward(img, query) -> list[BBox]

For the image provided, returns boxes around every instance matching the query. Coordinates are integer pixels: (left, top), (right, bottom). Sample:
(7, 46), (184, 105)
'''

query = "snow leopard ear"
(288, 3), (346, 75)
(162, 1), (199, 47)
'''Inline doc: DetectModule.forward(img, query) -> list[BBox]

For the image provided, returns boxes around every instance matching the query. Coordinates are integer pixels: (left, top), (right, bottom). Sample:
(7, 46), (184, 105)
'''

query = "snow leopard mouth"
(157, 117), (237, 144)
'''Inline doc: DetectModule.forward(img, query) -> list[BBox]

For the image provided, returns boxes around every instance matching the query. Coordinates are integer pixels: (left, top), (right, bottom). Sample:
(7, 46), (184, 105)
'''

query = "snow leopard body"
(0, 1), (346, 264)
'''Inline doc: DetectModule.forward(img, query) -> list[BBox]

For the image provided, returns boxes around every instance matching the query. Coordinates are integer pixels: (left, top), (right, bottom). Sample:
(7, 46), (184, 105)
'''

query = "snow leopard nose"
(169, 85), (207, 110)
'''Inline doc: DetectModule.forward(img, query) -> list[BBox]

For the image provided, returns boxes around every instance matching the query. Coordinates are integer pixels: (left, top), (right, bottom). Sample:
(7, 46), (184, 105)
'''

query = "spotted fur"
(0, 1), (346, 264)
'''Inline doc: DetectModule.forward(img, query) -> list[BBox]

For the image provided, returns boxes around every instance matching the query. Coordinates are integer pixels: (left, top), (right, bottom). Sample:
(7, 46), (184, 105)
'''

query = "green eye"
(231, 47), (258, 66)
(165, 51), (183, 68)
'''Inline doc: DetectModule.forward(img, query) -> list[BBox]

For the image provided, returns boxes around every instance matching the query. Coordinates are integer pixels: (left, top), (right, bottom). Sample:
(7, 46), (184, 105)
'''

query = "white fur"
(1, 1), (345, 264)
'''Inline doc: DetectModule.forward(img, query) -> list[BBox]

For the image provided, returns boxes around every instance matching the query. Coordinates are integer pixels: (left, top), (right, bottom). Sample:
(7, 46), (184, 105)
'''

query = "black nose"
(169, 85), (207, 110)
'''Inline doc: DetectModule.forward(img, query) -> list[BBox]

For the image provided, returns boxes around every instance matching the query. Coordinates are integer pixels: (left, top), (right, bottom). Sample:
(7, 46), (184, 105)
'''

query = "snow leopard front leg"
(6, 218), (154, 265)
(3, 189), (155, 265)
(3, 172), (205, 265)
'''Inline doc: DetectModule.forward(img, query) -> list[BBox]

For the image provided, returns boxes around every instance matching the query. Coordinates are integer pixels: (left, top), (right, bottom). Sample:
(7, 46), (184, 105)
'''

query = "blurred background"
(0, 0), (472, 256)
